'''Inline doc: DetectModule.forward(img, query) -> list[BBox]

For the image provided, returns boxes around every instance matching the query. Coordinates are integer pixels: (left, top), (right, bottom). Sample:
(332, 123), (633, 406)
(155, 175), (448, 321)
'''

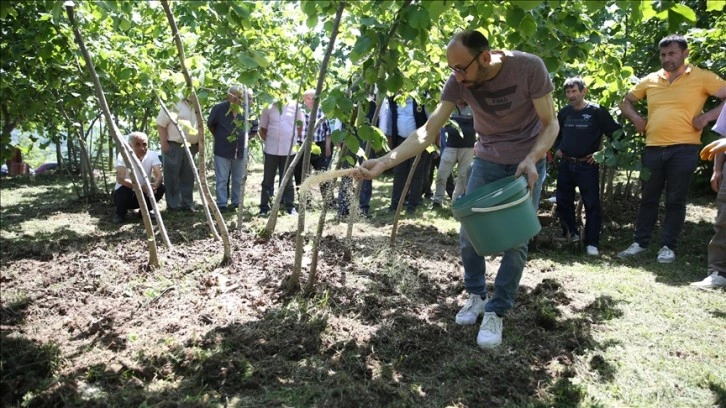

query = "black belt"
(645, 144), (698, 149)
(562, 156), (590, 162)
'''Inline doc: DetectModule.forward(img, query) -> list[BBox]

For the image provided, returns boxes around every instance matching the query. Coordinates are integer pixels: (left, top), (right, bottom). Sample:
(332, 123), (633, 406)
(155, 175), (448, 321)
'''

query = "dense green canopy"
(1, 0), (724, 169)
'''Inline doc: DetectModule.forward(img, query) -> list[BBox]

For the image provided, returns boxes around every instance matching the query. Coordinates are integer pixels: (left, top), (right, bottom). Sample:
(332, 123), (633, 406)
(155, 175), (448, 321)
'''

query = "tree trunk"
(236, 85), (252, 231)
(390, 152), (422, 246)
(158, 96), (220, 240)
(160, 0), (230, 263)
(55, 139), (62, 171)
(297, 2), (345, 294)
(66, 3), (163, 268)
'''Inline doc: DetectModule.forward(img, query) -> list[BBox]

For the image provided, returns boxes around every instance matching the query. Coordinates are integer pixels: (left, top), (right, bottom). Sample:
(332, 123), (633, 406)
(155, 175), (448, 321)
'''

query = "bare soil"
(0, 173), (711, 407)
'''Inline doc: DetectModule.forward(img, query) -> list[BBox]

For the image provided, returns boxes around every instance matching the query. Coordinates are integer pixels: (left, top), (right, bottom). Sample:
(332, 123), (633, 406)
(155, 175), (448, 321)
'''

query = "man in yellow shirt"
(619, 34), (725, 263)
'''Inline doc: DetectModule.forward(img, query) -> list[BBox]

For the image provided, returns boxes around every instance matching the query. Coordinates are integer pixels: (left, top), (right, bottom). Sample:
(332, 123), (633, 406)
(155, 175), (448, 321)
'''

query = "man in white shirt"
(258, 100), (305, 216)
(380, 95), (430, 214)
(113, 132), (165, 224)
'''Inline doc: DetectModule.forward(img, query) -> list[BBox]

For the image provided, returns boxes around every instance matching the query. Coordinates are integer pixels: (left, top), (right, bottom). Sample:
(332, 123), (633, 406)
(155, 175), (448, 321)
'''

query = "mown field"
(1, 161), (724, 407)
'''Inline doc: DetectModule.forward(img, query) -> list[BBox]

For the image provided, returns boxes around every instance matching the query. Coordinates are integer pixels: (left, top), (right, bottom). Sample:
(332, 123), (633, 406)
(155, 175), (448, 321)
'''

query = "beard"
(662, 61), (682, 72)
(462, 65), (489, 89)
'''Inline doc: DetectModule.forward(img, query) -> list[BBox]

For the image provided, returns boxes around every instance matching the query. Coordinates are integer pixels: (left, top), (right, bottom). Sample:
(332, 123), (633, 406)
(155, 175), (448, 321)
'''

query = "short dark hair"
(563, 77), (586, 91)
(658, 34), (688, 51)
(451, 30), (490, 55)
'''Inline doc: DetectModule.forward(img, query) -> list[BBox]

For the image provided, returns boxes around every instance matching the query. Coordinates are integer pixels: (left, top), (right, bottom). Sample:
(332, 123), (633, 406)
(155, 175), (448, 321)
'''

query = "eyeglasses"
(449, 51), (483, 74)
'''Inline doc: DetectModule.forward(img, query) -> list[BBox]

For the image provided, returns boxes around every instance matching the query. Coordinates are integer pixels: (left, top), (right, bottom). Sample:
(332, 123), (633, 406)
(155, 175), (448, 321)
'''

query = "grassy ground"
(1, 157), (725, 407)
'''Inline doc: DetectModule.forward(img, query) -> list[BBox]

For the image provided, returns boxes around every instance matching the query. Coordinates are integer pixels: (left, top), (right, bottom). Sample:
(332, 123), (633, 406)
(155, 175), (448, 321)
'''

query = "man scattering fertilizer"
(357, 30), (559, 349)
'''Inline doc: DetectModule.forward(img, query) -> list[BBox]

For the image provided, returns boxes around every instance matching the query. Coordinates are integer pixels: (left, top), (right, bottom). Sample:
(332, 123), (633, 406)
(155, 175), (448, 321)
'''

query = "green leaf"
(563, 14), (578, 28)
(250, 50), (270, 68)
(669, 3), (697, 24)
(239, 71), (262, 86)
(363, 66), (378, 84)
(407, 8), (430, 29)
(344, 132), (361, 154)
(0, 2), (17, 19)
(357, 125), (375, 145)
(515, 1), (542, 11)
(505, 6), (525, 26)
(310, 143), (321, 156)
(300, 0), (317, 17)
(543, 57), (560, 72)
(384, 72), (403, 95)
(640, 0), (658, 20)
(350, 35), (374, 63)
(119, 18), (131, 31)
(620, 66), (634, 79)
(237, 53), (259, 68)
(398, 23), (418, 41)
(422, 1), (446, 20)
(519, 14), (537, 38)
(707, 1), (726, 12)
(331, 128), (346, 145)
(321, 95), (337, 116)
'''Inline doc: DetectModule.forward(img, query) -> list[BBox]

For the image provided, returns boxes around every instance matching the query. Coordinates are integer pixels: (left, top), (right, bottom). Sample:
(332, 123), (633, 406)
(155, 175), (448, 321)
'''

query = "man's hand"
(711, 171), (723, 193)
(355, 158), (387, 180)
(632, 116), (647, 134)
(160, 140), (170, 154)
(700, 139), (726, 161)
(693, 114), (710, 131)
(514, 156), (539, 191)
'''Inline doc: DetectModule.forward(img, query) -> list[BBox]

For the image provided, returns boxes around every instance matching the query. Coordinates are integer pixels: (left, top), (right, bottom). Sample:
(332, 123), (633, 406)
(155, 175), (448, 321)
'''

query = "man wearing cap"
(208, 86), (254, 212)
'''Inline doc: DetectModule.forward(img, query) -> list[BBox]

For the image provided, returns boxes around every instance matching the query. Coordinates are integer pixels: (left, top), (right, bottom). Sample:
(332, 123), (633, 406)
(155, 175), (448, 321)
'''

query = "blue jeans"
(634, 144), (699, 250)
(214, 154), (244, 208)
(460, 157), (546, 316)
(709, 161), (726, 276)
(555, 160), (601, 247)
(260, 153), (295, 212)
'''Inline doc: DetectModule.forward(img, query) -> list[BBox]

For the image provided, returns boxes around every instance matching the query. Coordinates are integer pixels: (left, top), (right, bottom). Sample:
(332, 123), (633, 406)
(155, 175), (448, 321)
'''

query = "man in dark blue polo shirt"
(554, 77), (621, 256)
(207, 86), (256, 211)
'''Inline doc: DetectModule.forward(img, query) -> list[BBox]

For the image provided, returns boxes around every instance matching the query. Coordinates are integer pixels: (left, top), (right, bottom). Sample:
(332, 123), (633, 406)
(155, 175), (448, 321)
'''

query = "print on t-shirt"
(474, 85), (518, 114)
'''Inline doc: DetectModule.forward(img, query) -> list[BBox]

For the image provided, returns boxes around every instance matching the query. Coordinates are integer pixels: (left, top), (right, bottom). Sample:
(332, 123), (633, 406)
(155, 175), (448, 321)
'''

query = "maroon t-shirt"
(441, 50), (554, 164)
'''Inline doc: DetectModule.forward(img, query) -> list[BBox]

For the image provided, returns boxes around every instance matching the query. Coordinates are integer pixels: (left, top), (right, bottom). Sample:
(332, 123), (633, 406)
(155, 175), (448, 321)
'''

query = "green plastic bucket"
(451, 176), (541, 256)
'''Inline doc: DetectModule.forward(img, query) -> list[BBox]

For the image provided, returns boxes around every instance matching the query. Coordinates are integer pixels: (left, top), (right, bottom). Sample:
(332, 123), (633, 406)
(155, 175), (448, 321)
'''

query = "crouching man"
(112, 132), (165, 224)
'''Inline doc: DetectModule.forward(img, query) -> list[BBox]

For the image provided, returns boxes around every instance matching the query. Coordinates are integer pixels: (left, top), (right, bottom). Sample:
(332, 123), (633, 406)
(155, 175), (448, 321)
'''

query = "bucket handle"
(471, 191), (531, 213)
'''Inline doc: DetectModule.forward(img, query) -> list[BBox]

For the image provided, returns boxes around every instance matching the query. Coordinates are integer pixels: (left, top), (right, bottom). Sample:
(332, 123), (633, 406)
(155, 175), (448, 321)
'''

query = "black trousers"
(390, 135), (430, 211)
(113, 184), (166, 216)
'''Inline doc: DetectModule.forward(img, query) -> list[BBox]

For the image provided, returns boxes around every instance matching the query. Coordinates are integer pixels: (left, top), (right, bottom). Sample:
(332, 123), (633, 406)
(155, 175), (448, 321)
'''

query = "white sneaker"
(586, 245), (599, 256)
(618, 242), (646, 259)
(455, 294), (486, 326)
(477, 312), (503, 349)
(657, 246), (675, 263)
(690, 272), (726, 290)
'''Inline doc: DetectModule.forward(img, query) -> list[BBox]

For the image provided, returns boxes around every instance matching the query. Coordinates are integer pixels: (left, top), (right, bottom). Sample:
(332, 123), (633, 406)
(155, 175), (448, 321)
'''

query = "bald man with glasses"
(359, 30), (558, 349)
